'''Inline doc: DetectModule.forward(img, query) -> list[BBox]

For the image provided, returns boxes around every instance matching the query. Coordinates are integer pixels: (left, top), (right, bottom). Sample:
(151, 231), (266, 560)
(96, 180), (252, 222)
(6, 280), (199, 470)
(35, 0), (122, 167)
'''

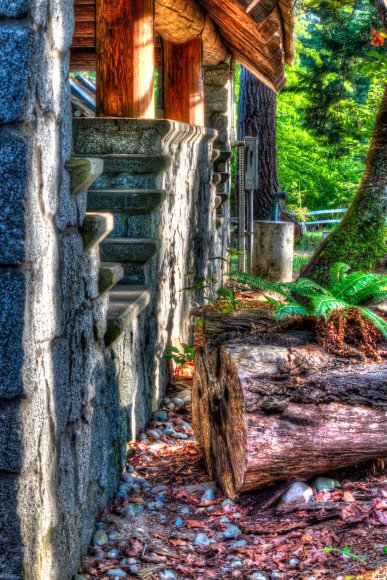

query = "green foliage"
(276, 1), (385, 210)
(323, 546), (366, 563)
(229, 263), (387, 336)
(163, 343), (195, 365)
(205, 286), (242, 312)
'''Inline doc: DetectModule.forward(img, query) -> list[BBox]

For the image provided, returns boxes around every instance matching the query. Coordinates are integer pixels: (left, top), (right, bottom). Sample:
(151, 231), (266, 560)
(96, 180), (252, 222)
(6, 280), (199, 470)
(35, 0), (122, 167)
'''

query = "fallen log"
(192, 319), (387, 498)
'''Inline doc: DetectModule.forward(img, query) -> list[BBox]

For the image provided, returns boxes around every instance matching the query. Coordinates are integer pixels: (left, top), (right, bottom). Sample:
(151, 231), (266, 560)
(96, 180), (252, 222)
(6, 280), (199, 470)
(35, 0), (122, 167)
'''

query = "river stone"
(194, 533), (211, 546)
(159, 571), (177, 579)
(313, 476), (340, 491)
(201, 488), (215, 502)
(279, 481), (313, 504)
(152, 410), (168, 422)
(223, 524), (242, 539)
(171, 432), (188, 439)
(106, 570), (127, 578)
(123, 504), (144, 518)
(248, 574), (267, 580)
(92, 530), (108, 546)
(172, 397), (185, 407)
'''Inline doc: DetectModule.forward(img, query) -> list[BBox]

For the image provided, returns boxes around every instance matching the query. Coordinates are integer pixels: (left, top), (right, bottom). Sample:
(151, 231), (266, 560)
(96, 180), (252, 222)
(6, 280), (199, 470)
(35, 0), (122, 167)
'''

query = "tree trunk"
(302, 86), (387, 284)
(192, 321), (387, 498)
(238, 67), (281, 220)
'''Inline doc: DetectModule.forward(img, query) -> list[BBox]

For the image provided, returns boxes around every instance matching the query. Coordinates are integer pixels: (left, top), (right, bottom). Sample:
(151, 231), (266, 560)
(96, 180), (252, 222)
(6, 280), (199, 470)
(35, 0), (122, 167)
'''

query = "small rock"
(151, 485), (168, 494)
(139, 433), (149, 441)
(147, 430), (161, 439)
(221, 499), (235, 510)
(175, 517), (184, 527)
(248, 574), (267, 580)
(271, 573), (281, 580)
(288, 558), (299, 566)
(172, 397), (185, 407)
(159, 514), (167, 522)
(119, 560), (127, 565)
(229, 559), (243, 568)
(181, 507), (190, 514)
(107, 550), (120, 558)
(155, 493), (165, 502)
(207, 505), (216, 511)
(123, 504), (144, 518)
(223, 524), (242, 539)
(127, 558), (137, 565)
(163, 398), (171, 405)
(159, 571), (177, 580)
(279, 481), (313, 504)
(95, 521), (105, 529)
(92, 530), (108, 546)
(219, 516), (230, 523)
(106, 570), (127, 578)
(163, 429), (175, 436)
(129, 565), (139, 574)
(313, 476), (340, 491)
(152, 410), (168, 422)
(201, 488), (215, 502)
(230, 540), (247, 548)
(177, 420), (192, 430)
(171, 432), (188, 439)
(194, 533), (211, 546)
(121, 473), (136, 483)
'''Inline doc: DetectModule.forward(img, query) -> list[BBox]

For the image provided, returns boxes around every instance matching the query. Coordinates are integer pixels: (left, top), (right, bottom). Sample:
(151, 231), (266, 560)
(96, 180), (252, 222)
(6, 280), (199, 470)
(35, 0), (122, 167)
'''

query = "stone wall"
(0, 4), (227, 575)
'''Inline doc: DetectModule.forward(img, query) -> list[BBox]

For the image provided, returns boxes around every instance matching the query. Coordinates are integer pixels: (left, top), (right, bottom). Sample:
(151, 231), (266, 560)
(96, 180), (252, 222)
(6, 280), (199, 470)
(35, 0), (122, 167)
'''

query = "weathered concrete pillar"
(203, 62), (232, 263)
(252, 221), (294, 282)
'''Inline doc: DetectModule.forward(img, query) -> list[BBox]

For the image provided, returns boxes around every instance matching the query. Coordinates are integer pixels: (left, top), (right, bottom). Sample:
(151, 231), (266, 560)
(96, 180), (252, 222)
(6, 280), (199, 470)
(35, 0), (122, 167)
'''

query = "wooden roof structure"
(71, 0), (294, 92)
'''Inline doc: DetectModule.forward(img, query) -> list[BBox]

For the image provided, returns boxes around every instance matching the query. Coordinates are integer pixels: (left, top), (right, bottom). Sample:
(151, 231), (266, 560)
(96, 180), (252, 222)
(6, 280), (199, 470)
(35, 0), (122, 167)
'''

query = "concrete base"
(252, 221), (294, 282)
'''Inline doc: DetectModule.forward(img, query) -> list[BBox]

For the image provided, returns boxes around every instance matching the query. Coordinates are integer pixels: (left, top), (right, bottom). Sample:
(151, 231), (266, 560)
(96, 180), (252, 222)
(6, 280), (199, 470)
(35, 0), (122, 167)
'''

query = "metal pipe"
(238, 142), (246, 272)
(247, 189), (254, 273)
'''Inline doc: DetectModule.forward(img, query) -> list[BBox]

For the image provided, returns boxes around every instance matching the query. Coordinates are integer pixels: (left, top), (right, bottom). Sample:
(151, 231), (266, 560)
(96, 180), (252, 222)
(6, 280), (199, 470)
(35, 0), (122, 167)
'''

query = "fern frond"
(228, 270), (292, 299)
(357, 307), (387, 338)
(330, 262), (351, 286)
(291, 277), (328, 298)
(275, 303), (311, 321)
(332, 272), (383, 303)
(311, 295), (349, 320)
(349, 279), (387, 305)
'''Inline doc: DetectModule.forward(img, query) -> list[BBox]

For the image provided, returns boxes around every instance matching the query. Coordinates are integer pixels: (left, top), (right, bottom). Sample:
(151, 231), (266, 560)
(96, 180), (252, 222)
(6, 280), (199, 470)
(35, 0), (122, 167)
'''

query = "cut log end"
(193, 314), (387, 498)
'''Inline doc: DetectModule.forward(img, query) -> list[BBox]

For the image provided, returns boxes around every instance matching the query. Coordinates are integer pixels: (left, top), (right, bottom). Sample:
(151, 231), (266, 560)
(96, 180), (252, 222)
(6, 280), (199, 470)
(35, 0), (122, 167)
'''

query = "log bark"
(202, 15), (228, 65)
(96, 0), (155, 118)
(192, 323), (387, 498)
(155, 0), (205, 43)
(252, 221), (294, 281)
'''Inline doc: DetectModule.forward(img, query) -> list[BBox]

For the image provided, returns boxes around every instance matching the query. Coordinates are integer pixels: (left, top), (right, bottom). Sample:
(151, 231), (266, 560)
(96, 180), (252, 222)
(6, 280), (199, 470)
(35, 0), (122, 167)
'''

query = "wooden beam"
(155, 0), (205, 43)
(202, 15), (228, 65)
(163, 37), (204, 126)
(96, 0), (155, 117)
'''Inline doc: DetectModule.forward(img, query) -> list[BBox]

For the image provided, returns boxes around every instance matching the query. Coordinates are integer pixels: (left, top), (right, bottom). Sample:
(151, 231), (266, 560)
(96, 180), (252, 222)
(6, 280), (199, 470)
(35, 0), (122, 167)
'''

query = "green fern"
(330, 262), (351, 286)
(229, 262), (387, 340)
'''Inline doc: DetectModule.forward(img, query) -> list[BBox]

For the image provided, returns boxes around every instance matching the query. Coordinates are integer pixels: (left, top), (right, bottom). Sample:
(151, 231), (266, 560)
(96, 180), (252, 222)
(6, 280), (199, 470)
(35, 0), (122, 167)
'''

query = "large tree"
(302, 0), (387, 282)
(238, 67), (280, 220)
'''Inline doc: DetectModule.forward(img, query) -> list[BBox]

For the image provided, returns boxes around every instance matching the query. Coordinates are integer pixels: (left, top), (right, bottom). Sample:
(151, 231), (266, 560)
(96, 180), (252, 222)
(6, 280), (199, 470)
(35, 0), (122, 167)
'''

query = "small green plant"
(163, 343), (195, 365)
(323, 546), (366, 564)
(230, 263), (387, 337)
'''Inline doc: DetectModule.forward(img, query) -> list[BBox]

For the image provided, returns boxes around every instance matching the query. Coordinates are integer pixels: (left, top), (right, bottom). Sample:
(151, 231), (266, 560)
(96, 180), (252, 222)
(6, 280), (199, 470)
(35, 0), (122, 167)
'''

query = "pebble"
(147, 430), (161, 439)
(121, 473), (136, 483)
(179, 390), (192, 402)
(178, 420), (192, 430)
(159, 572), (177, 580)
(129, 566), (139, 574)
(181, 507), (190, 514)
(123, 504), (144, 518)
(152, 485), (168, 494)
(106, 570), (127, 578)
(107, 550), (120, 558)
(119, 560), (127, 565)
(92, 530), (108, 546)
(248, 574), (267, 580)
(219, 516), (230, 523)
(279, 481), (313, 504)
(201, 488), (215, 502)
(171, 432), (188, 439)
(288, 558), (299, 566)
(152, 411), (168, 422)
(313, 476), (340, 491)
(95, 521), (105, 529)
(172, 397), (185, 407)
(163, 429), (175, 436)
(223, 524), (242, 539)
(194, 533), (211, 546)
(163, 398), (171, 405)
(175, 516), (184, 527)
(159, 514), (167, 522)
(229, 559), (243, 568)
(222, 499), (235, 510)
(127, 558), (137, 565)
(230, 540), (247, 548)
(167, 403), (175, 409)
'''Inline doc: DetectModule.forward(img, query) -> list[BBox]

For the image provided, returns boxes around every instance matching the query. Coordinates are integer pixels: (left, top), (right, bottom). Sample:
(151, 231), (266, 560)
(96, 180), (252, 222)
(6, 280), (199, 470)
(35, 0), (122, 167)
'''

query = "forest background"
(234, 0), (386, 217)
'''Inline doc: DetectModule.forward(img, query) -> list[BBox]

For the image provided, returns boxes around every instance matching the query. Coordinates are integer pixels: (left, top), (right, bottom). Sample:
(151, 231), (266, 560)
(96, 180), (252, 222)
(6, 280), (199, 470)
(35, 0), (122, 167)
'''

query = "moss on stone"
(65, 157), (92, 196)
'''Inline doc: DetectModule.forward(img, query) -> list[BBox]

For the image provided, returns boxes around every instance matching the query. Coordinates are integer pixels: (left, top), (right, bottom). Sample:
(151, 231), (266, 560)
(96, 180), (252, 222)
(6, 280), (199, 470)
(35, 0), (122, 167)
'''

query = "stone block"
(0, 401), (22, 473)
(0, 475), (23, 578)
(204, 64), (231, 87)
(0, 129), (28, 264)
(0, 270), (25, 399)
(0, 0), (28, 17)
(204, 86), (230, 113)
(0, 22), (35, 124)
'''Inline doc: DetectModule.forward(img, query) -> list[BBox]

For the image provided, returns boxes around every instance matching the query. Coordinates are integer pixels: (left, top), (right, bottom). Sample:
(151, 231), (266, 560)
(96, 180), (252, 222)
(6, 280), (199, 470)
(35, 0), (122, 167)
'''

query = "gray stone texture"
(0, 22), (35, 124)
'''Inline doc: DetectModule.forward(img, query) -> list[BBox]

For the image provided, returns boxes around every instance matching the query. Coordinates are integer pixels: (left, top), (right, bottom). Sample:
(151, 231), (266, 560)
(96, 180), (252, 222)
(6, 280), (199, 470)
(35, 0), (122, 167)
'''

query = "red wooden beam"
(96, 0), (155, 118)
(163, 37), (204, 126)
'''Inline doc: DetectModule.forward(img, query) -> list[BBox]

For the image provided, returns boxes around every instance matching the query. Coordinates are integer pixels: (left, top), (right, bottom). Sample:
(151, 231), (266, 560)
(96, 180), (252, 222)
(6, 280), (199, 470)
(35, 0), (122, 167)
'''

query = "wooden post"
(163, 37), (204, 126)
(96, 0), (155, 118)
(252, 221), (294, 282)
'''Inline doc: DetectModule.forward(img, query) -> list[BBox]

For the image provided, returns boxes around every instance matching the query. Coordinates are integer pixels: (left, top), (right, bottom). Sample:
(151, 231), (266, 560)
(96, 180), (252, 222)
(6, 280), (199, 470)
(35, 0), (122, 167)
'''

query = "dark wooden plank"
(163, 37), (204, 126)
(96, 0), (155, 117)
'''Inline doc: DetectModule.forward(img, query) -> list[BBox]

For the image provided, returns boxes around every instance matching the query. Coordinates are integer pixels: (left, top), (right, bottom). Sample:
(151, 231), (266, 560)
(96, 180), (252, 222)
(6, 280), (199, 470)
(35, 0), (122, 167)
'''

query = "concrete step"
(65, 157), (104, 196)
(105, 285), (151, 346)
(87, 188), (166, 215)
(218, 172), (231, 184)
(77, 154), (171, 175)
(100, 238), (158, 264)
(81, 213), (114, 251)
(98, 262), (124, 294)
